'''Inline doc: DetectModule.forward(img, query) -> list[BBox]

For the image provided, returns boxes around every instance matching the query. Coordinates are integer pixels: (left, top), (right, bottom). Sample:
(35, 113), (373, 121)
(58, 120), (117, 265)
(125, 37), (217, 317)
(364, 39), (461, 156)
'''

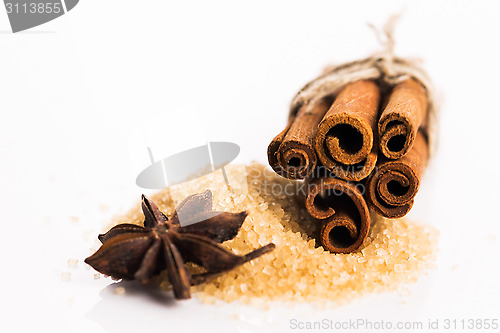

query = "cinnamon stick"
(365, 131), (428, 218)
(378, 79), (427, 159)
(305, 177), (370, 253)
(267, 97), (332, 179)
(314, 81), (381, 173)
(268, 118), (294, 177)
(319, 141), (378, 182)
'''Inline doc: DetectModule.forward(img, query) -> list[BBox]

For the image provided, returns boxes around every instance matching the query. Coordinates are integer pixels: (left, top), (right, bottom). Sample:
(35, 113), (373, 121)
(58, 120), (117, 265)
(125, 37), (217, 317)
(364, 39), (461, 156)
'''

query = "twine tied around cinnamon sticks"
(267, 22), (437, 254)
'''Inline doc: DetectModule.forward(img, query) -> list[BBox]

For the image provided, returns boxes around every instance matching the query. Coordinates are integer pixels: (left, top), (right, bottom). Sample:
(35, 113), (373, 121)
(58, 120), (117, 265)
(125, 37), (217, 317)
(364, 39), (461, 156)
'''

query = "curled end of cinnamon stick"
(268, 98), (331, 180)
(277, 142), (317, 180)
(320, 211), (364, 254)
(365, 178), (414, 219)
(305, 177), (370, 253)
(378, 79), (428, 159)
(322, 115), (373, 164)
(366, 131), (428, 218)
(315, 81), (380, 167)
(268, 121), (294, 177)
(322, 142), (378, 182)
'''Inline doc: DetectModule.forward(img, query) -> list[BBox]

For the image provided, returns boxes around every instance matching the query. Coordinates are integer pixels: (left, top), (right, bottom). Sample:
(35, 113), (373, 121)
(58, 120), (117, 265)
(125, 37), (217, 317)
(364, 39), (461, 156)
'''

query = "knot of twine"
(291, 15), (438, 157)
(371, 17), (396, 82)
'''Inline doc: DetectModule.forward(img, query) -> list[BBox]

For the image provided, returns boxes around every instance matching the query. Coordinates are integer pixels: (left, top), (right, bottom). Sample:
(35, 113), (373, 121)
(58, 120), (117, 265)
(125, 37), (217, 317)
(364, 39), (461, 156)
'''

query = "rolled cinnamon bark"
(365, 131), (428, 218)
(305, 177), (370, 253)
(314, 81), (381, 170)
(267, 97), (332, 179)
(268, 118), (294, 177)
(378, 79), (427, 159)
(319, 141), (378, 182)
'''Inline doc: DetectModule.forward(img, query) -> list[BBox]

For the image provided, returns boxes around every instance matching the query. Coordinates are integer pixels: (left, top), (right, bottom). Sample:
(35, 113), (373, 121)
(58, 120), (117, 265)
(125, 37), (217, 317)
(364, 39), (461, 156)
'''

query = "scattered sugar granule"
(67, 259), (78, 269)
(114, 287), (126, 295)
(60, 272), (71, 282)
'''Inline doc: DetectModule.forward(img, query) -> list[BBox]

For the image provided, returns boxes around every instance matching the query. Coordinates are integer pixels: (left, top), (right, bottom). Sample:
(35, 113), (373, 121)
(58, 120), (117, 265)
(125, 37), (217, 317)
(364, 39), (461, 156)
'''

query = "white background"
(1, 1), (499, 332)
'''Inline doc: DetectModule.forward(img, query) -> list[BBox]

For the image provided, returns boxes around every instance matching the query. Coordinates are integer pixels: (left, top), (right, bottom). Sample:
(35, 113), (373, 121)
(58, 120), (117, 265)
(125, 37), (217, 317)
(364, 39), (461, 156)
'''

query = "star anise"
(84, 190), (275, 300)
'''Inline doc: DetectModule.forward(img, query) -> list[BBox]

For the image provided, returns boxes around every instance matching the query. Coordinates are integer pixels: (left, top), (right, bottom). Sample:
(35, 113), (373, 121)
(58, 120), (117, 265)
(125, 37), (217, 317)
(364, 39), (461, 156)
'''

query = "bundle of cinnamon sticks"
(268, 73), (431, 254)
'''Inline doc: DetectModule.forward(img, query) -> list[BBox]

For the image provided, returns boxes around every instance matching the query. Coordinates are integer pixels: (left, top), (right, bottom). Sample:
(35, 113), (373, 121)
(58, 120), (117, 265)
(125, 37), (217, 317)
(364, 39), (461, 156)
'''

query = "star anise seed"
(84, 190), (275, 300)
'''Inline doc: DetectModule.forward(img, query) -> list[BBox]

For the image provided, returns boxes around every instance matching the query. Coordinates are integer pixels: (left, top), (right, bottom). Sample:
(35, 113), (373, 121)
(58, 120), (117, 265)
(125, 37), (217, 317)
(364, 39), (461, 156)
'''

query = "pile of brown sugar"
(108, 163), (437, 306)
